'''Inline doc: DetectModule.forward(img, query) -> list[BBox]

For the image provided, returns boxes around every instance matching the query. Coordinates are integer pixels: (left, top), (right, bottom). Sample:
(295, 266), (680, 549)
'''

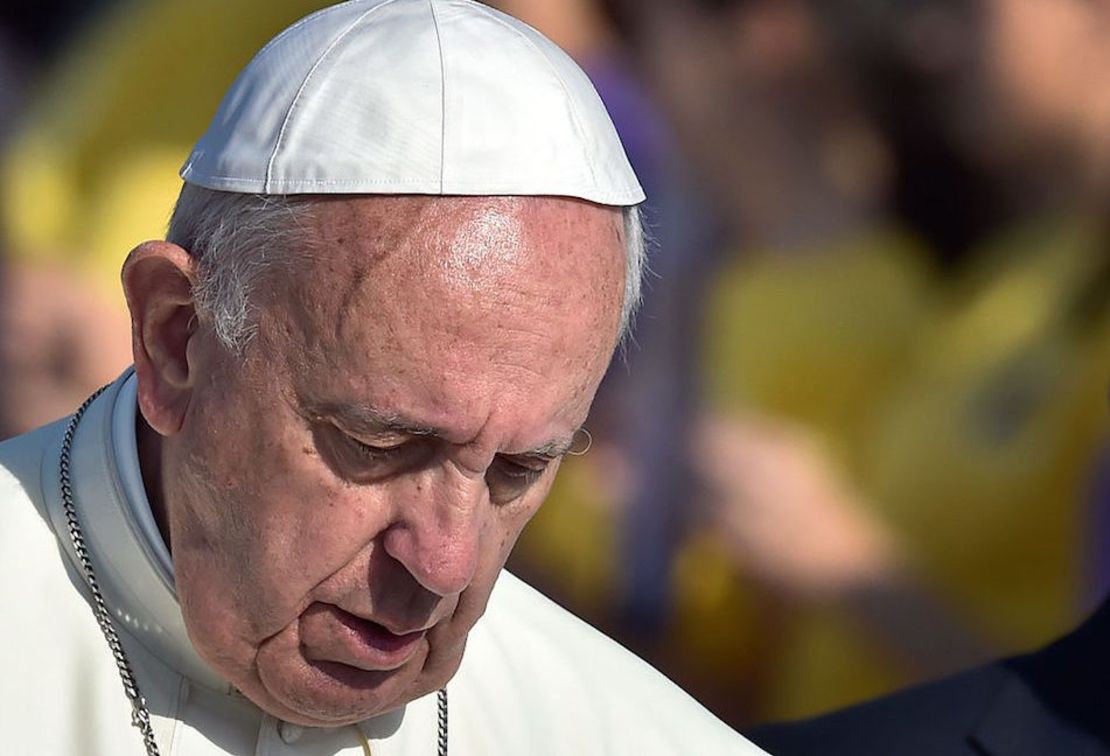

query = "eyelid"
(352, 435), (410, 452)
(351, 440), (405, 461)
(330, 420), (417, 449)
(317, 409), (559, 476)
(334, 424), (432, 466)
(487, 458), (546, 504)
(498, 453), (552, 471)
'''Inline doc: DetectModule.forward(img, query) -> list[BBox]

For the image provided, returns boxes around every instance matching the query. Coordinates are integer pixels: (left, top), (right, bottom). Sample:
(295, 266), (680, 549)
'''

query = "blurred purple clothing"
(585, 54), (667, 199)
(585, 50), (724, 633)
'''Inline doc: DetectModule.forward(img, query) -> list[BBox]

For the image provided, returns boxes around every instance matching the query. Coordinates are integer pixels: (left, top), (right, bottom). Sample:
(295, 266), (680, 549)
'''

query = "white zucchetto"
(180, 0), (644, 206)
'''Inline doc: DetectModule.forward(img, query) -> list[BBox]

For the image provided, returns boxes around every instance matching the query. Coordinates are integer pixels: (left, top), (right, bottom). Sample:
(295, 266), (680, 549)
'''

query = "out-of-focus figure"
(612, 0), (1110, 724)
(0, 0), (130, 436)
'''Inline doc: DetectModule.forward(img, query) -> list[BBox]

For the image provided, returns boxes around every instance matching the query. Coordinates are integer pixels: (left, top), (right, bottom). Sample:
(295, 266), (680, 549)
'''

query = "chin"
(252, 649), (434, 727)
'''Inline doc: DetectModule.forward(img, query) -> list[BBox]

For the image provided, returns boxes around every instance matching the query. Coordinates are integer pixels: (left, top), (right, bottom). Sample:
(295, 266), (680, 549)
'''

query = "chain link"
(437, 688), (448, 756)
(60, 385), (162, 755)
(60, 385), (448, 755)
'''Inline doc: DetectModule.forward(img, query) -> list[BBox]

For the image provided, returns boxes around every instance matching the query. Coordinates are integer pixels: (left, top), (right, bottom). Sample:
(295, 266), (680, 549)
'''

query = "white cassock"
(0, 369), (767, 755)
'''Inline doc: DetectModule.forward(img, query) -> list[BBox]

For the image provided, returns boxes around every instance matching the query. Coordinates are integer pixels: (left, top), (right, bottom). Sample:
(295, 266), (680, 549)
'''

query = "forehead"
(295, 195), (625, 332)
(313, 193), (613, 268)
(255, 195), (626, 445)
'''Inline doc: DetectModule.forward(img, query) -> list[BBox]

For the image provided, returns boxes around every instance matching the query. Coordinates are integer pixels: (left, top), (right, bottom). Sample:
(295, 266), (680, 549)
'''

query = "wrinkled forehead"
(291, 195), (623, 317)
(258, 194), (626, 363)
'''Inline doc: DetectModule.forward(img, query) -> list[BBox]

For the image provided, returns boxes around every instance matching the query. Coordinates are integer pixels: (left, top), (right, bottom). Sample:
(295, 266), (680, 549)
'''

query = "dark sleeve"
(744, 662), (1013, 756)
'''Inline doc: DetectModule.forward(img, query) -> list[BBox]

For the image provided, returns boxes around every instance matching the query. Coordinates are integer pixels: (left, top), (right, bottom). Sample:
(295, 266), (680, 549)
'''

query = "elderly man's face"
(159, 195), (625, 726)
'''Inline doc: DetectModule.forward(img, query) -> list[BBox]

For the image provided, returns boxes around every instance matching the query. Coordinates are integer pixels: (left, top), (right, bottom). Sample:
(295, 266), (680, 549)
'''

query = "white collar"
(111, 372), (176, 592)
(44, 368), (231, 693)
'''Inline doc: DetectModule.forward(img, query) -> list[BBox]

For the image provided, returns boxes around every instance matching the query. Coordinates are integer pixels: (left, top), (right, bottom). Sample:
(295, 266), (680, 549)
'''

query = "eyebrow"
(307, 401), (577, 459)
(523, 436), (577, 459)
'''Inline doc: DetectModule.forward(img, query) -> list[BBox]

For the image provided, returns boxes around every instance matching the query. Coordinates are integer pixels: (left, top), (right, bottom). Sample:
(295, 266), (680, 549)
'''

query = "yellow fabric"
(2, 0), (333, 300)
(702, 232), (933, 474)
(697, 220), (1110, 718)
(863, 223), (1110, 645)
(693, 232), (935, 718)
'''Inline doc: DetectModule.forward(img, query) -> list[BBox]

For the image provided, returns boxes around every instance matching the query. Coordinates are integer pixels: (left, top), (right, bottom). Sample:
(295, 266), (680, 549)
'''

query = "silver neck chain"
(60, 386), (448, 755)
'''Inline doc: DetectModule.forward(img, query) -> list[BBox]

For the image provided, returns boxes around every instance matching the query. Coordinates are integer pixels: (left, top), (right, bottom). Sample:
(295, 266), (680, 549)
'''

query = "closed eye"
(351, 439), (407, 462)
(486, 455), (550, 504)
(313, 422), (435, 482)
(311, 414), (555, 499)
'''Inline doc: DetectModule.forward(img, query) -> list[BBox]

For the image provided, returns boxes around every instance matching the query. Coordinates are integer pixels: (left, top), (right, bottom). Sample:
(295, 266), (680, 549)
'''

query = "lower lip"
(332, 608), (426, 670)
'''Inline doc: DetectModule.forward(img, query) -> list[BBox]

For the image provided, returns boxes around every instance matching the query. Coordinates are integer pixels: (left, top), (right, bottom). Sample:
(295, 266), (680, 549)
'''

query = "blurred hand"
(694, 412), (898, 603)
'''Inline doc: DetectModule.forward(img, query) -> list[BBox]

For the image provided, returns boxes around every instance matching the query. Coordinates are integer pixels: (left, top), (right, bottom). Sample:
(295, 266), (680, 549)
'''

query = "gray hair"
(166, 184), (645, 353)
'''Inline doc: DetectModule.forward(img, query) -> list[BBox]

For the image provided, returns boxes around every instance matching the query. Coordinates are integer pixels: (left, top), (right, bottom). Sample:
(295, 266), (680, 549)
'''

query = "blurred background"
(2, 0), (1109, 731)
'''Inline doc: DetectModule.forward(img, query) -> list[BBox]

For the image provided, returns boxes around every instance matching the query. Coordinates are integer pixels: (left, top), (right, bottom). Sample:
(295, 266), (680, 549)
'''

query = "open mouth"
(338, 610), (426, 651)
(319, 605), (428, 671)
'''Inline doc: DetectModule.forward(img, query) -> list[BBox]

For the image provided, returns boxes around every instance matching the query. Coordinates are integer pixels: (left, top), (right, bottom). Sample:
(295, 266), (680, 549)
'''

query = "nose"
(381, 468), (486, 597)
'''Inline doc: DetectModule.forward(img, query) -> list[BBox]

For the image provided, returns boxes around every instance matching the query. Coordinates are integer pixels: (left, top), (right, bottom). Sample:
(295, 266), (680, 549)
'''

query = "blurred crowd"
(2, 0), (1109, 730)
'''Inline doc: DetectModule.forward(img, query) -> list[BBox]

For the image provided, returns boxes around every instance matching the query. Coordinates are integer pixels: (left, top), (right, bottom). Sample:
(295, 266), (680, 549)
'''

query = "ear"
(121, 241), (202, 437)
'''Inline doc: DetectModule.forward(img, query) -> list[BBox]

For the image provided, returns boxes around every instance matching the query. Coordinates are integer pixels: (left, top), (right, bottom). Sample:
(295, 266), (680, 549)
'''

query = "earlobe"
(121, 241), (201, 436)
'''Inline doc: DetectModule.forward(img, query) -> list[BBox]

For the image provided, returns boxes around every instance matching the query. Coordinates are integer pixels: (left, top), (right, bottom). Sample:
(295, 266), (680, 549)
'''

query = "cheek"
(228, 468), (392, 625)
(501, 464), (561, 546)
(483, 473), (554, 568)
(171, 401), (392, 638)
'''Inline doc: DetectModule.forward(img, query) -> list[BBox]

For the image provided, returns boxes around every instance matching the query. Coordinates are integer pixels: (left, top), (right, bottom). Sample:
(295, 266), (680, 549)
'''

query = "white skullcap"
(180, 0), (644, 206)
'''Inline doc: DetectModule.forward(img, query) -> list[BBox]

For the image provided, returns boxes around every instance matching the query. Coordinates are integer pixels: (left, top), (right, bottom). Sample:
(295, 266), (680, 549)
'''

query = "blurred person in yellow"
(606, 0), (971, 722)
(0, 2), (765, 755)
(0, 0), (133, 435)
(614, 0), (1110, 728)
(743, 0), (1110, 751)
